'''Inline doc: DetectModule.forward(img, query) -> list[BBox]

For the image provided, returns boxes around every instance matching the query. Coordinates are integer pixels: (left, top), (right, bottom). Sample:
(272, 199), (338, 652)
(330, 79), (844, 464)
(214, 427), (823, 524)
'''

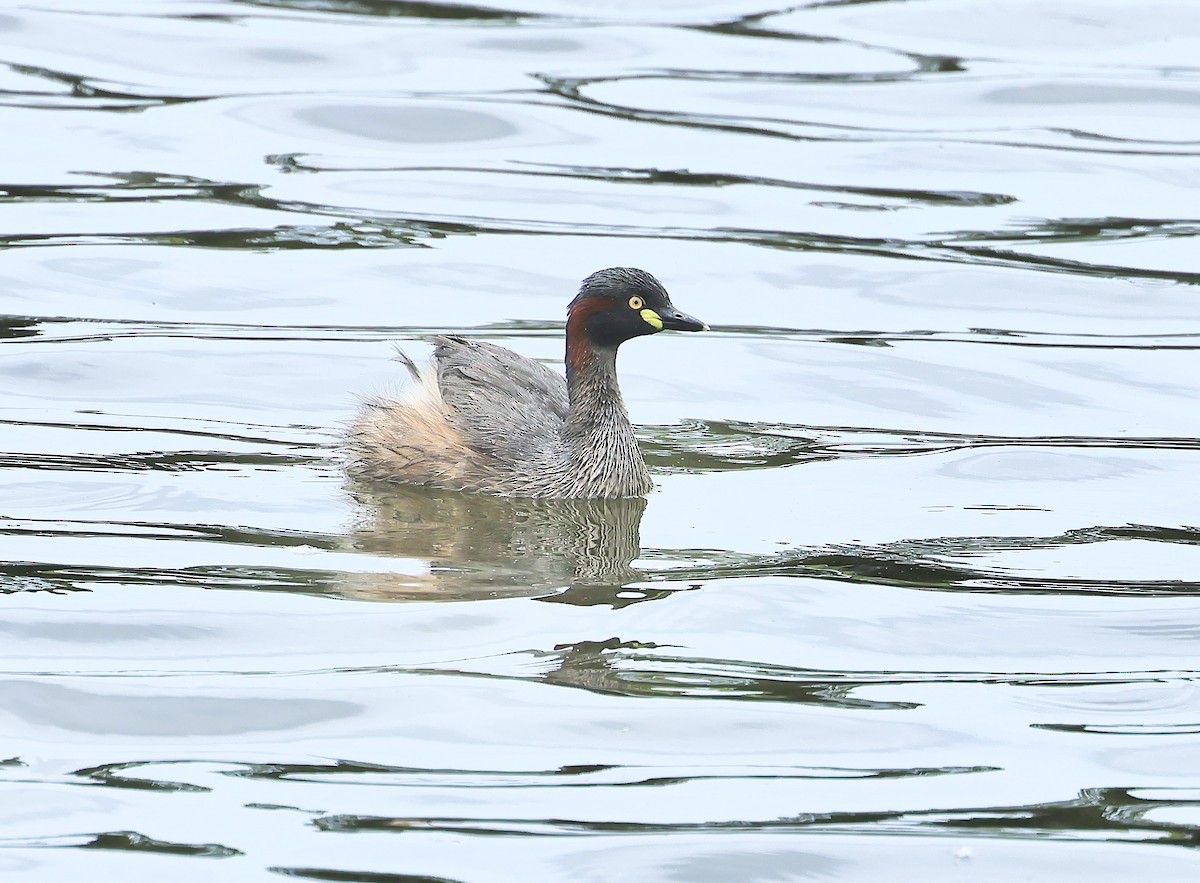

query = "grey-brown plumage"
(345, 268), (706, 498)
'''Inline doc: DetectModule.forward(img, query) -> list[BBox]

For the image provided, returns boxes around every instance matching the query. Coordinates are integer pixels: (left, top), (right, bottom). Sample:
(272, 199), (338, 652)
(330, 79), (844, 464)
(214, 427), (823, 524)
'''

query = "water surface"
(3, 0), (1200, 880)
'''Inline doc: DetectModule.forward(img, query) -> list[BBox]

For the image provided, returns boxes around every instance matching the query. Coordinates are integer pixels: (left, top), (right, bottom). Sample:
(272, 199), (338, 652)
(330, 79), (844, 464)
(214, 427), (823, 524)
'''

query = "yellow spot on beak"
(640, 308), (663, 331)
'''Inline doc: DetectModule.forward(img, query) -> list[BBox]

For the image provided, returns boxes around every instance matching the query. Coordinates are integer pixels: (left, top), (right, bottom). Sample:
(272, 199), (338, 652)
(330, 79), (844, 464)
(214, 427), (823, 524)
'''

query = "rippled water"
(4, 0), (1200, 879)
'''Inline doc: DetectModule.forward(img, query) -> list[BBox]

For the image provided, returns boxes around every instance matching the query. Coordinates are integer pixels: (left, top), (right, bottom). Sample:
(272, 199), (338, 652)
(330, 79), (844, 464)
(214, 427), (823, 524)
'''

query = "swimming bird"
(346, 267), (707, 498)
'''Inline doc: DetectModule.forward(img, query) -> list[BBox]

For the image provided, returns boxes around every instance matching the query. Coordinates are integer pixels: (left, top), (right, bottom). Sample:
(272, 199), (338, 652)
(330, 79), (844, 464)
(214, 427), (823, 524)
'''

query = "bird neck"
(565, 345), (630, 436)
(562, 343), (651, 496)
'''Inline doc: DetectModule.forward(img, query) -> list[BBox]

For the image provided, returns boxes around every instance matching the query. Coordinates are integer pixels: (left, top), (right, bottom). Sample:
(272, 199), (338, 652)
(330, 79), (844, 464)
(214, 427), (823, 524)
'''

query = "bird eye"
(628, 296), (644, 310)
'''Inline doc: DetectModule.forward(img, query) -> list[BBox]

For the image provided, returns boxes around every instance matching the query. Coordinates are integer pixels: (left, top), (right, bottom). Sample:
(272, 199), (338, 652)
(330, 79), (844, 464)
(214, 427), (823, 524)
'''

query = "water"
(3, 0), (1200, 879)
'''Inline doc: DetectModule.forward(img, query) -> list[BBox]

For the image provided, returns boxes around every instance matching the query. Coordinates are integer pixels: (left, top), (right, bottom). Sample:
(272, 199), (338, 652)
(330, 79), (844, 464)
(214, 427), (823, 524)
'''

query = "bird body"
(346, 268), (705, 498)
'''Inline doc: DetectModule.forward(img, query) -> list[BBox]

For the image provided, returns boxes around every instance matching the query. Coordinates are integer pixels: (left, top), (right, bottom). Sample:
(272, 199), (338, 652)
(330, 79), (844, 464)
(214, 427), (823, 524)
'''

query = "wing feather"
(433, 336), (568, 460)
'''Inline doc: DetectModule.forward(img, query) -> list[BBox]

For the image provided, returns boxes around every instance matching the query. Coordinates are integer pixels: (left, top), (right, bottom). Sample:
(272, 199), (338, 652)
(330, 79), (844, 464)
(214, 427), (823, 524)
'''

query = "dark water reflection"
(344, 483), (647, 601)
(309, 783), (1200, 846)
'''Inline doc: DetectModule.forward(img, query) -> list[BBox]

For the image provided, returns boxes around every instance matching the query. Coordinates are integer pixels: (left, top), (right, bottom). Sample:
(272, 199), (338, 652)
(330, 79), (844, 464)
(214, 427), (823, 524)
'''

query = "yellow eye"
(628, 295), (644, 310)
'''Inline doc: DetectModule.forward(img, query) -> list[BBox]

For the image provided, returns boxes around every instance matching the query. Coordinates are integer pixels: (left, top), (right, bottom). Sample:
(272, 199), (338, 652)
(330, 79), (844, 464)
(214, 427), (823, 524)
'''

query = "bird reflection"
(339, 480), (647, 603)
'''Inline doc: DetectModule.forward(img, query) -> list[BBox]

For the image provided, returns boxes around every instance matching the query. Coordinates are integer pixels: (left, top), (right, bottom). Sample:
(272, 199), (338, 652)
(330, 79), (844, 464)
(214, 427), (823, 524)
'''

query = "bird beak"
(657, 307), (708, 332)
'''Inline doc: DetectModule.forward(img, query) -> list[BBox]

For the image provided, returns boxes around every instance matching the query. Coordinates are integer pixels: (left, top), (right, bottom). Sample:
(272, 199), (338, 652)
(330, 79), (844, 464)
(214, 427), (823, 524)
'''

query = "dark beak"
(659, 307), (708, 332)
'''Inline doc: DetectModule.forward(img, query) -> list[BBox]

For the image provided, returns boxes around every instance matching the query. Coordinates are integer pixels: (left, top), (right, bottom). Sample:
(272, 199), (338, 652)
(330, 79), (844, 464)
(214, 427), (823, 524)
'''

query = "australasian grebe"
(346, 267), (707, 498)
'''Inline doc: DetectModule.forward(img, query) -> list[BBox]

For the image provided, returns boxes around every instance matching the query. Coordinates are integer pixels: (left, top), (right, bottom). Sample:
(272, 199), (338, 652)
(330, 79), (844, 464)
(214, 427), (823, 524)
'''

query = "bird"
(345, 267), (707, 498)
